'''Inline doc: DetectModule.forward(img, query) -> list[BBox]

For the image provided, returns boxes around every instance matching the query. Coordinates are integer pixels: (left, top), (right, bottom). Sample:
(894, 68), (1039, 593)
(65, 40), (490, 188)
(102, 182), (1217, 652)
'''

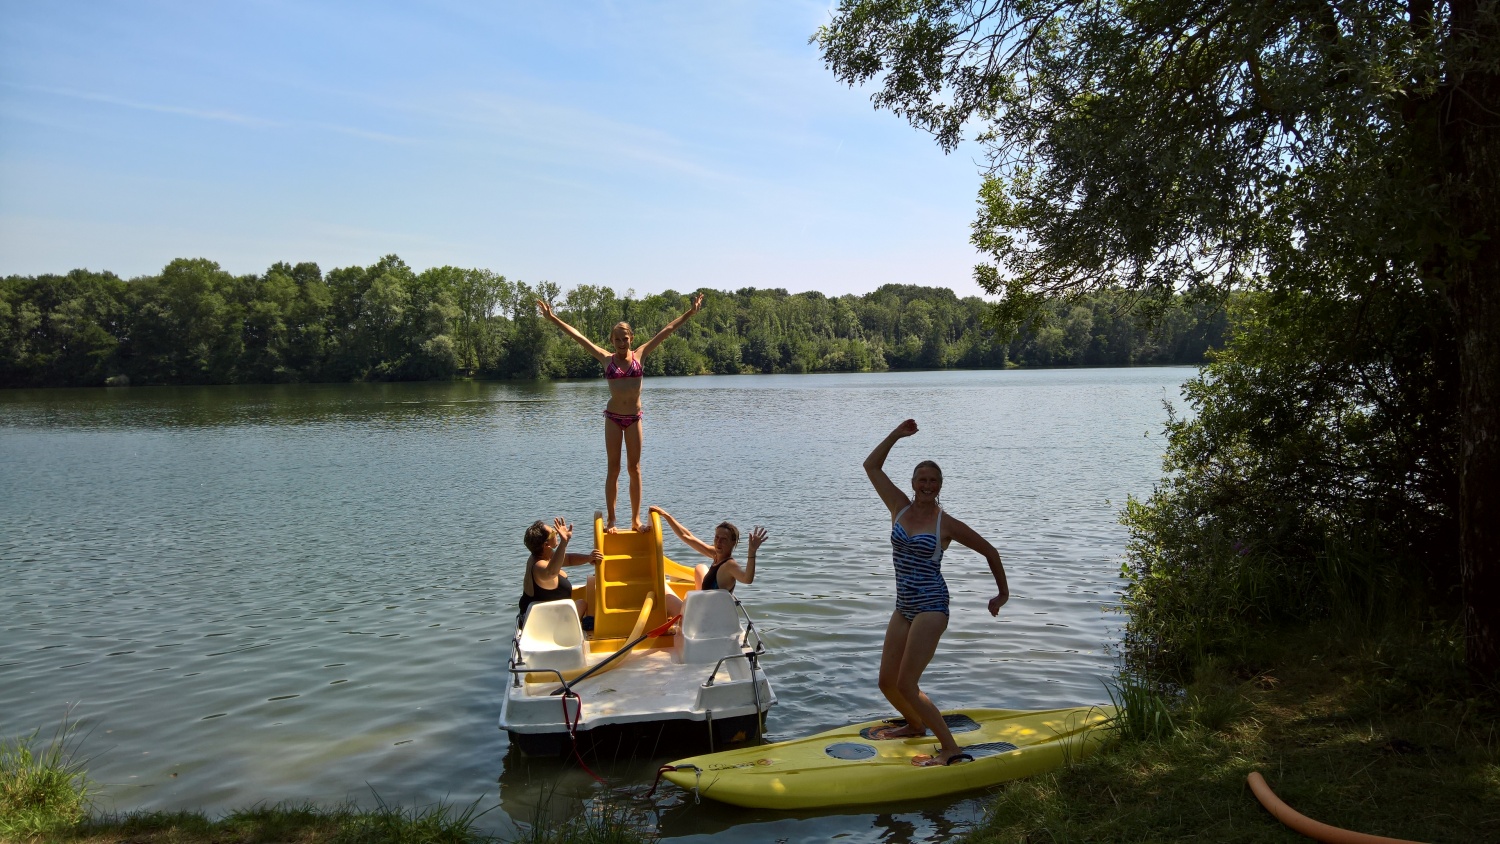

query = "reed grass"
(513, 800), (655, 844)
(0, 712), (93, 840)
(1104, 674), (1176, 743)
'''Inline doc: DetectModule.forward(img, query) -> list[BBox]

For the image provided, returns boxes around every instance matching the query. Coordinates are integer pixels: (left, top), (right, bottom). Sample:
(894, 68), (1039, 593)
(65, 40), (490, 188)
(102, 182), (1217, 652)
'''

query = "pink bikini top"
(605, 354), (643, 380)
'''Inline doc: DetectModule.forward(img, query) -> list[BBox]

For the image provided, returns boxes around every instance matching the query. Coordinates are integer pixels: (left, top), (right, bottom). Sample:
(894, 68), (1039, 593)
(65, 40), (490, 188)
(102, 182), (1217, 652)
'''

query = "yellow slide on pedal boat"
(661, 706), (1117, 809)
(500, 511), (775, 756)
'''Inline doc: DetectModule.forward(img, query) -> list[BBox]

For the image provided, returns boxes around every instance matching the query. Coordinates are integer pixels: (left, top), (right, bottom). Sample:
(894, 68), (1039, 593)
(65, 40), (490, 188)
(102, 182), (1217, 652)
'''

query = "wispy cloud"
(4, 82), (430, 147)
(5, 82), (280, 128)
(308, 122), (425, 147)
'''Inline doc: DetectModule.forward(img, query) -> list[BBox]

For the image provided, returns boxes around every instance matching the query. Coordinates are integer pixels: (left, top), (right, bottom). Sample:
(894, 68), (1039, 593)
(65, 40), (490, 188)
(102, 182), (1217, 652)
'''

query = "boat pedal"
(963, 741), (1019, 758)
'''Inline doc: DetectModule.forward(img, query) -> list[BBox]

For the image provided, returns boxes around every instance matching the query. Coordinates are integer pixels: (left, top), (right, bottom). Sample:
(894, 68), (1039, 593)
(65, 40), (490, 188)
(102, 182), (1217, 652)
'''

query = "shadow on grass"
(963, 621), (1500, 843)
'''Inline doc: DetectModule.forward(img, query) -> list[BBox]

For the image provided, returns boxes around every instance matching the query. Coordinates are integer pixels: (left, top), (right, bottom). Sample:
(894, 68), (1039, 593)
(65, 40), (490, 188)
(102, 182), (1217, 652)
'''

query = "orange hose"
(1246, 772), (1428, 844)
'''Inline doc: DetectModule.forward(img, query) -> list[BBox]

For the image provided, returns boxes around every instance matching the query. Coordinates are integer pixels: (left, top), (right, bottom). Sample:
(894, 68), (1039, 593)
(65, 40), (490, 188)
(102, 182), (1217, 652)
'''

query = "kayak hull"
(661, 706), (1117, 809)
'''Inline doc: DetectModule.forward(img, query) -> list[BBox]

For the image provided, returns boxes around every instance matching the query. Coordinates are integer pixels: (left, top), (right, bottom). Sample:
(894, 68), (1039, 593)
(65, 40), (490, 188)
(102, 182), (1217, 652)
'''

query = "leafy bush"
(1120, 287), (1458, 683)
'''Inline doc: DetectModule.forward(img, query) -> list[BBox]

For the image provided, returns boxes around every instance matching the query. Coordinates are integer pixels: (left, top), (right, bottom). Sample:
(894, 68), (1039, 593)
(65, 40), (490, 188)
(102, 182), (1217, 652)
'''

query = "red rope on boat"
(561, 689), (605, 784)
(645, 764), (676, 799)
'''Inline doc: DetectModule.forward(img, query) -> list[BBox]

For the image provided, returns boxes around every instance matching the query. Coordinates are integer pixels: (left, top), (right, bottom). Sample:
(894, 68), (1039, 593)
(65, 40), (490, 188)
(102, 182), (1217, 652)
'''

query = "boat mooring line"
(559, 687), (605, 785)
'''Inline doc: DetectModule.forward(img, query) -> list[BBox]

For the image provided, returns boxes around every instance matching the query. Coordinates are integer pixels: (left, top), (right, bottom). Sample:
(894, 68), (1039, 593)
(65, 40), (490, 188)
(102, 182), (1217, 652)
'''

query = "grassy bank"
(962, 620), (1499, 843)
(0, 724), (652, 844)
(13, 623), (1495, 843)
(2, 796), (653, 844)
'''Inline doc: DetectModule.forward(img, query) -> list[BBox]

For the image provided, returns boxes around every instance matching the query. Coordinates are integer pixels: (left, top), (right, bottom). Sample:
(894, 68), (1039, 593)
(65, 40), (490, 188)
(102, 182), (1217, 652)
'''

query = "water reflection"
(0, 381), (561, 430)
(649, 792), (988, 843)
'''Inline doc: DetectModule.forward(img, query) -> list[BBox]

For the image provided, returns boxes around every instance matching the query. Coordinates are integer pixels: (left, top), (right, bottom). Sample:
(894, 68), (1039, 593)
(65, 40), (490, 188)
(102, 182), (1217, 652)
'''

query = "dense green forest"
(0, 256), (1224, 388)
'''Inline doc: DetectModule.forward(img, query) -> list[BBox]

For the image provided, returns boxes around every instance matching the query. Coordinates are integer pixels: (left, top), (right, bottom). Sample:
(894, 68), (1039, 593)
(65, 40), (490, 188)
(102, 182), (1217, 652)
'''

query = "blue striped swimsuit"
(892, 505), (947, 620)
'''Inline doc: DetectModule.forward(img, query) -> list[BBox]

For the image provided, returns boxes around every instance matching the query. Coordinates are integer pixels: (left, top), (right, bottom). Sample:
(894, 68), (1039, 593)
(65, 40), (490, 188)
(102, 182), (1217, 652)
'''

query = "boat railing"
(507, 627), (528, 687)
(702, 649), (768, 744)
(732, 596), (765, 652)
(701, 651), (755, 687)
(507, 666), (569, 687)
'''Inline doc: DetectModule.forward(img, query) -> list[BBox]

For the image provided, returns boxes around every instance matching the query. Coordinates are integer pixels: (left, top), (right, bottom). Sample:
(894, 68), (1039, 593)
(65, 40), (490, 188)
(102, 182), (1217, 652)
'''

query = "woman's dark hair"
(523, 520), (551, 556)
(716, 521), (740, 548)
(913, 460), (943, 480)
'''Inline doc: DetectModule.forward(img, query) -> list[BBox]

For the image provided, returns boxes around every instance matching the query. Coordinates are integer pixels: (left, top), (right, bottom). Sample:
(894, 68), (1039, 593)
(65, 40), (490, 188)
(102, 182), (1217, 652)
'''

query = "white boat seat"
(674, 590), (743, 664)
(518, 600), (587, 676)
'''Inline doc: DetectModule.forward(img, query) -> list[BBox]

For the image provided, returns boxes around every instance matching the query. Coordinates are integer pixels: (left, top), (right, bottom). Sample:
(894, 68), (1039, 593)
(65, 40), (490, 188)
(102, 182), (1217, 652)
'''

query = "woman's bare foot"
(605, 520), (619, 535)
(631, 519), (646, 532)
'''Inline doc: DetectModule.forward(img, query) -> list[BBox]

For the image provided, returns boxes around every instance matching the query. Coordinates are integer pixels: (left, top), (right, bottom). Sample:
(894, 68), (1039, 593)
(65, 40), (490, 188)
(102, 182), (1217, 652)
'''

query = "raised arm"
(536, 299), (610, 362)
(537, 517), (574, 579)
(648, 505), (715, 558)
(864, 419), (917, 517)
(636, 293), (704, 358)
(945, 515), (1010, 617)
(728, 526), (767, 586)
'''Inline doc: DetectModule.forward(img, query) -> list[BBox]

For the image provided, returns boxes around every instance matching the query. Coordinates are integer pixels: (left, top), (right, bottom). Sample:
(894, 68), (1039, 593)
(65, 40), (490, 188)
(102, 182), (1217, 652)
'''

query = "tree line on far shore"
(0, 255), (1226, 388)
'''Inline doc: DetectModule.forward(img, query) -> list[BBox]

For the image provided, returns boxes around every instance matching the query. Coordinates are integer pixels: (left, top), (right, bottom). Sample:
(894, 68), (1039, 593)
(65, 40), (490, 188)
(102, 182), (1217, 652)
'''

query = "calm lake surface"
(1, 367), (1195, 842)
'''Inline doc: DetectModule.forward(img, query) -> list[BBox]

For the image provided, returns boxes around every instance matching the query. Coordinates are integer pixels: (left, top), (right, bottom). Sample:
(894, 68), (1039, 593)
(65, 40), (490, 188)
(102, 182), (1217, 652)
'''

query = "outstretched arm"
(564, 549), (605, 568)
(538, 517), (574, 579)
(536, 299), (610, 362)
(636, 293), (704, 358)
(648, 505), (715, 558)
(864, 419), (917, 517)
(729, 526), (767, 586)
(946, 516), (1010, 617)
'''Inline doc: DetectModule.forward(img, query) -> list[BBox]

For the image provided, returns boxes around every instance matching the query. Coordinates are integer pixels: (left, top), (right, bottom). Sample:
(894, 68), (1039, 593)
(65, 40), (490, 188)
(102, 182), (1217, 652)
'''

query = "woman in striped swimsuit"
(863, 418), (1010, 767)
(537, 293), (703, 533)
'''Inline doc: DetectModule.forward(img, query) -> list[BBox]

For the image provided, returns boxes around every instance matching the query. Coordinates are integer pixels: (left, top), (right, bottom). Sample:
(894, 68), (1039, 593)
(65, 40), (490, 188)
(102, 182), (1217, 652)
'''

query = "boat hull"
(661, 706), (1117, 809)
(505, 709), (767, 758)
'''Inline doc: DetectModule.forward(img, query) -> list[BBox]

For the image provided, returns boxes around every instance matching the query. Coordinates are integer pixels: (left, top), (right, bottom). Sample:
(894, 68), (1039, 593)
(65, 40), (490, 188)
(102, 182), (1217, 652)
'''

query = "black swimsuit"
(519, 569), (572, 617)
(702, 558), (733, 592)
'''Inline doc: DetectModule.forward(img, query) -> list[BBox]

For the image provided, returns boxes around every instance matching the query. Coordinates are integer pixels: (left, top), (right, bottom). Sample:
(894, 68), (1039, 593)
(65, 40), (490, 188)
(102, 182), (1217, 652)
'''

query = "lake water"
(0, 367), (1194, 842)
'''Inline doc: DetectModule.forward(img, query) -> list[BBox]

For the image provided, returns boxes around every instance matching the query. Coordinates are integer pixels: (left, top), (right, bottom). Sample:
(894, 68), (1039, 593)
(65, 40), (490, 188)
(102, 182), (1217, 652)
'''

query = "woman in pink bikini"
(537, 293), (704, 533)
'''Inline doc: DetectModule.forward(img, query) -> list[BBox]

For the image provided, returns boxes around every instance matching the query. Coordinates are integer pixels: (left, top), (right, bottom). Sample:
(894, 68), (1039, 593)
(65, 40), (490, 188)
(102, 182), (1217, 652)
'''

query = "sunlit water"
(0, 368), (1195, 841)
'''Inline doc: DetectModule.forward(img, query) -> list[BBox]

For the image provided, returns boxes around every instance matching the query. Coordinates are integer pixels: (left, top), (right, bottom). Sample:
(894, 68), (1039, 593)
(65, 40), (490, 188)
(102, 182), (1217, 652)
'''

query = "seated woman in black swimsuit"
(649, 505), (767, 596)
(519, 517), (602, 629)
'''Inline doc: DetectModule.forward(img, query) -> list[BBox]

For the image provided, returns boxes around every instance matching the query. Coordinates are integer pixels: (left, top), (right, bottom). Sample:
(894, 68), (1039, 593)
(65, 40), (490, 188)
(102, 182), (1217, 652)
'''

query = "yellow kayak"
(661, 706), (1117, 809)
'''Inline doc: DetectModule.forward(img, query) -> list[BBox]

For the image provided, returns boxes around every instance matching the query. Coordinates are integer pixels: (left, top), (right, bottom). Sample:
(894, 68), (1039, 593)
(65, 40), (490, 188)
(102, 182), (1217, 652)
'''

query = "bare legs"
(877, 610), (964, 764)
(603, 419), (645, 532)
(624, 423), (643, 531)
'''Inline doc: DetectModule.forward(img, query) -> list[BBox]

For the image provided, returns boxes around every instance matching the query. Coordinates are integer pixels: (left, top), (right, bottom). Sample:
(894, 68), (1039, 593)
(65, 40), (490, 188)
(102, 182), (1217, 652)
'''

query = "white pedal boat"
(499, 513), (776, 757)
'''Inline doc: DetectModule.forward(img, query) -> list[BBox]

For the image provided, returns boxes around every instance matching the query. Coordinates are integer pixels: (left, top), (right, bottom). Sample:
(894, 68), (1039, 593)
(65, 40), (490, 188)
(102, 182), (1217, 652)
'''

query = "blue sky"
(0, 2), (990, 298)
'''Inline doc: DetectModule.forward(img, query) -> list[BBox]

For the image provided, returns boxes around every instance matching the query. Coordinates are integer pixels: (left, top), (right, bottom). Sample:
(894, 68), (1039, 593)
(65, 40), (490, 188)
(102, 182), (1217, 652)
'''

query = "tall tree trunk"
(1446, 0), (1500, 682)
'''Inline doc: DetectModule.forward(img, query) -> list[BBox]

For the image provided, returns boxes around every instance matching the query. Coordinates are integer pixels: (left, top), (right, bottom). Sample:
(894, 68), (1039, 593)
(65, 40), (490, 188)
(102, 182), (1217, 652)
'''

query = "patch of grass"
(51, 798), (494, 844)
(514, 801), (656, 844)
(1104, 673), (1176, 742)
(6, 775), (654, 844)
(963, 621), (1500, 843)
(0, 712), (93, 840)
(337, 794), (499, 844)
